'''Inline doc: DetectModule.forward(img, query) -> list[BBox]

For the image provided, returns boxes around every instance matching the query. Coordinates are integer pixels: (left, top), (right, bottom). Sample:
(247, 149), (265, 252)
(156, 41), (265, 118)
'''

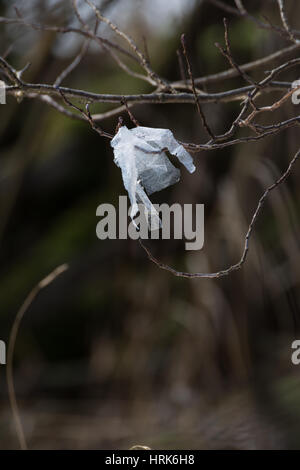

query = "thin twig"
(58, 88), (113, 139)
(0, 56), (22, 85)
(0, 14), (139, 63)
(277, 0), (298, 44)
(142, 35), (150, 64)
(54, 40), (90, 87)
(176, 48), (187, 85)
(173, 42), (300, 87)
(139, 147), (300, 278)
(121, 97), (140, 126)
(181, 34), (215, 139)
(84, 0), (173, 91)
(6, 264), (68, 450)
(215, 18), (258, 88)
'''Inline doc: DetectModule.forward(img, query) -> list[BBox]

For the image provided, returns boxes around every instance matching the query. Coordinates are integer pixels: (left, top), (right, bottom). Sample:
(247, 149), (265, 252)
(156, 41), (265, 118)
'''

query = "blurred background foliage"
(1, 0), (300, 449)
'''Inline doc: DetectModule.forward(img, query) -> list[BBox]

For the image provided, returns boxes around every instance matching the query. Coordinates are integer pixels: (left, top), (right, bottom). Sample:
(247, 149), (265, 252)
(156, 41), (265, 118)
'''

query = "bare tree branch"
(277, 0), (299, 44)
(139, 147), (300, 279)
(181, 33), (215, 139)
(2, 1), (300, 281)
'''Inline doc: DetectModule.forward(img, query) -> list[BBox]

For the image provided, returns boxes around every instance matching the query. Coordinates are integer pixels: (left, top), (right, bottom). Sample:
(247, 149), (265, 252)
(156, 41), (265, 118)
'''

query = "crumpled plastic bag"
(111, 125), (196, 230)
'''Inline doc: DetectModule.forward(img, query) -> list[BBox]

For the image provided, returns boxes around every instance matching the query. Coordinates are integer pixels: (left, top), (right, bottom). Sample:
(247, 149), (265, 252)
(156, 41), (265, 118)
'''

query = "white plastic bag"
(111, 125), (195, 229)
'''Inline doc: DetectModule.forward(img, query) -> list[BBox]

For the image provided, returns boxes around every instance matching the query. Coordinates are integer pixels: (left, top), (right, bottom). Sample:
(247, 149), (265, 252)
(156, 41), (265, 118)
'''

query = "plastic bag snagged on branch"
(111, 126), (196, 230)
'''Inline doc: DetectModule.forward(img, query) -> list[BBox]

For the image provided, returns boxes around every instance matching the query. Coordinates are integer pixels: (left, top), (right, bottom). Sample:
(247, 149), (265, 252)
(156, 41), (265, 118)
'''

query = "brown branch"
(181, 34), (215, 140)
(84, 0), (173, 91)
(58, 88), (113, 139)
(54, 40), (90, 87)
(2, 12), (300, 91)
(53, 10), (100, 89)
(234, 0), (247, 15)
(139, 146), (300, 279)
(121, 97), (140, 127)
(0, 15), (139, 63)
(215, 18), (258, 88)
(206, 0), (295, 41)
(0, 56), (22, 85)
(277, 0), (298, 44)
(176, 48), (187, 85)
(3, 77), (291, 105)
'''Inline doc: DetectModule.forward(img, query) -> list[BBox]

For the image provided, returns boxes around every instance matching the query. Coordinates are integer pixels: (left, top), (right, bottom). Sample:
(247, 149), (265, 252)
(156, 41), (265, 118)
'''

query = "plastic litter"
(111, 125), (196, 230)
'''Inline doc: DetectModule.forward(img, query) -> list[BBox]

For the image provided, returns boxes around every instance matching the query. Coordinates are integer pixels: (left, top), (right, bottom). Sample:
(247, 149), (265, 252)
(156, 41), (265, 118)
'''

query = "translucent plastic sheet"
(111, 126), (196, 229)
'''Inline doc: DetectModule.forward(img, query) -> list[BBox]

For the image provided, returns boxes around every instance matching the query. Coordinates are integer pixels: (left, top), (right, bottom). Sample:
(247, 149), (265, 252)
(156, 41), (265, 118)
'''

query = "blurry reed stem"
(6, 264), (68, 450)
